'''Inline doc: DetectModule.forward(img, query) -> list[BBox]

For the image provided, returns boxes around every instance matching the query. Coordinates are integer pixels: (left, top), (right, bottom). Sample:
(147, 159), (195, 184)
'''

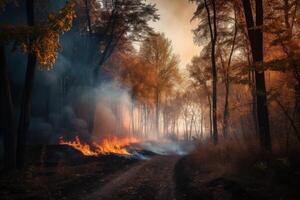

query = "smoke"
(92, 82), (132, 139)
(0, 1), (198, 158)
(140, 139), (196, 156)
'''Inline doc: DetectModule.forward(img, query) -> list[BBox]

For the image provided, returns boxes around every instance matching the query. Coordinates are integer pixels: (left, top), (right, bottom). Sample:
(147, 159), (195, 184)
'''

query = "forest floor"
(84, 155), (179, 200)
(0, 145), (180, 200)
(174, 143), (300, 200)
(0, 155), (179, 200)
(1, 143), (300, 200)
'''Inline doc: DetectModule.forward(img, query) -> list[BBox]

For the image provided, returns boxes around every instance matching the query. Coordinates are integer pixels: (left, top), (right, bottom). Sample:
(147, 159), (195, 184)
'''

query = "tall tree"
(0, 0), (76, 169)
(192, 0), (219, 144)
(0, 45), (17, 169)
(140, 33), (180, 136)
(241, 0), (272, 151)
(218, 5), (238, 138)
(16, 0), (37, 168)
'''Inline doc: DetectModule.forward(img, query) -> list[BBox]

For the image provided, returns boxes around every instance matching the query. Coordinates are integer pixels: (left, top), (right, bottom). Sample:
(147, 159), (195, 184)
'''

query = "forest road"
(85, 155), (180, 200)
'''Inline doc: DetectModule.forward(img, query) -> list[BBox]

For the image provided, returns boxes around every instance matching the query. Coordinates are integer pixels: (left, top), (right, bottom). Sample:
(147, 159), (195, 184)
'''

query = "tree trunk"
(131, 100), (134, 135)
(17, 0), (37, 168)
(251, 71), (259, 136)
(223, 82), (230, 138)
(155, 89), (160, 136)
(242, 0), (272, 151)
(205, 0), (218, 144)
(200, 108), (204, 139)
(222, 10), (237, 138)
(84, 0), (92, 32)
(206, 90), (213, 140)
(0, 46), (17, 170)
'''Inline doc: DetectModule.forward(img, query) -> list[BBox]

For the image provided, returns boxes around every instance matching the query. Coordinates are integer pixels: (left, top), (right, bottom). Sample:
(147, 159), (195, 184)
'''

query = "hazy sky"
(148, 0), (199, 67)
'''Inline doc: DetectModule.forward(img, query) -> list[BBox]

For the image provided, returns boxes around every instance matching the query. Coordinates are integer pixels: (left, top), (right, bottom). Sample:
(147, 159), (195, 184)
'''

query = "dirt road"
(85, 156), (180, 200)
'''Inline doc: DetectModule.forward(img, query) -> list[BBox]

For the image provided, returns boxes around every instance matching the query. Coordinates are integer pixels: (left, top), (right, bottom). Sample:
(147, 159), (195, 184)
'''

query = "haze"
(148, 0), (199, 67)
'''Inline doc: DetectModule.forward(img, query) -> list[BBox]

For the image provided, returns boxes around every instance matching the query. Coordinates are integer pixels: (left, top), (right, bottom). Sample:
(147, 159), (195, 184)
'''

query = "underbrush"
(175, 137), (300, 200)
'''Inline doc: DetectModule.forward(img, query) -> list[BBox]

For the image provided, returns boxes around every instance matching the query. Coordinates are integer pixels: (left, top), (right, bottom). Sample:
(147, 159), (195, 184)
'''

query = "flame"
(59, 136), (139, 156)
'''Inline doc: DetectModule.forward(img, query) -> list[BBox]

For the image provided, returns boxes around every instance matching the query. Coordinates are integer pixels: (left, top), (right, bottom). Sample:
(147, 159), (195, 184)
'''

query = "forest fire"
(59, 136), (139, 156)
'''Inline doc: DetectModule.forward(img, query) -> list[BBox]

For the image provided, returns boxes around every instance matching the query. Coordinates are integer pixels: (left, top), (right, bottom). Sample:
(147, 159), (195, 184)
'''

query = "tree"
(0, 45), (17, 170)
(241, 0), (272, 151)
(16, 0), (38, 168)
(91, 0), (158, 82)
(87, 0), (158, 134)
(104, 41), (156, 135)
(191, 0), (218, 144)
(265, 0), (300, 122)
(0, 0), (76, 169)
(188, 56), (213, 139)
(217, 4), (239, 138)
(140, 33), (180, 136)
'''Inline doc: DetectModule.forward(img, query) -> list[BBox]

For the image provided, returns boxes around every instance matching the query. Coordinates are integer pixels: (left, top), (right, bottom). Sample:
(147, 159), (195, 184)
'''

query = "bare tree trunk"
(0, 46), (17, 170)
(223, 82), (230, 137)
(208, 97), (213, 140)
(222, 10), (237, 138)
(205, 85), (213, 141)
(200, 109), (204, 139)
(17, 0), (37, 168)
(143, 104), (147, 136)
(155, 90), (160, 136)
(131, 100), (134, 135)
(205, 0), (218, 144)
(242, 0), (272, 151)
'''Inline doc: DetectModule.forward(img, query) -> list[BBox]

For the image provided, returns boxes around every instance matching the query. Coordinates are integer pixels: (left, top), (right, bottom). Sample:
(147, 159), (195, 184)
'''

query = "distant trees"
(187, 56), (213, 139)
(106, 33), (181, 137)
(140, 33), (180, 136)
(86, 0), (159, 134)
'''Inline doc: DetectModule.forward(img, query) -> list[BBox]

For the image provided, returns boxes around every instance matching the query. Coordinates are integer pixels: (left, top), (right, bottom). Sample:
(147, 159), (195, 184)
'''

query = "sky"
(148, 0), (200, 67)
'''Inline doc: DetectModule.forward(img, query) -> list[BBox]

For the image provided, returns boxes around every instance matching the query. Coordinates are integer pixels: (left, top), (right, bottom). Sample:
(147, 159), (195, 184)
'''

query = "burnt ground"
(2, 144), (299, 200)
(0, 145), (139, 200)
(0, 145), (180, 200)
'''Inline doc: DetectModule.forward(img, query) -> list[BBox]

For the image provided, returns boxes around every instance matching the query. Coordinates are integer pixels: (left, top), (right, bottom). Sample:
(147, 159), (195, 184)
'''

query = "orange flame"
(59, 136), (138, 156)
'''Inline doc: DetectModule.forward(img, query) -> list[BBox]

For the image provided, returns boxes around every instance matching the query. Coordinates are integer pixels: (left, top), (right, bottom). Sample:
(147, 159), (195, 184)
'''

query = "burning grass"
(59, 136), (139, 156)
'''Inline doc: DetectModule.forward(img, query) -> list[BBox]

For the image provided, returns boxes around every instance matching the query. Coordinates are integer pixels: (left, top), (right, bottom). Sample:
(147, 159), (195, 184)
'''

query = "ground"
(85, 156), (179, 200)
(0, 145), (180, 200)
(175, 150), (300, 200)
(1, 144), (300, 200)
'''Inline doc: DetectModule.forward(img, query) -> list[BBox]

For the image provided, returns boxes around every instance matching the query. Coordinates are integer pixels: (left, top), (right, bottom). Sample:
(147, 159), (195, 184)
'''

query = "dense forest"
(0, 0), (300, 200)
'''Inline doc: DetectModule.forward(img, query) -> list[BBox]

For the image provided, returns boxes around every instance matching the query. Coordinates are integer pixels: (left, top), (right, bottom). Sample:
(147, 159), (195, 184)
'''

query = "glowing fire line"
(59, 136), (139, 156)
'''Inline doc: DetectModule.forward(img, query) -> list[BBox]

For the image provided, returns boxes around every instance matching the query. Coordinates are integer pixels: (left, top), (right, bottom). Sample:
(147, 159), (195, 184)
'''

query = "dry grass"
(189, 136), (300, 176)
(175, 136), (300, 199)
